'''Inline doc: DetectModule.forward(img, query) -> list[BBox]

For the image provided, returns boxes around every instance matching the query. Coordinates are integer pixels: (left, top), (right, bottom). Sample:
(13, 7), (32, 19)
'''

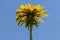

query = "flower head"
(16, 4), (48, 29)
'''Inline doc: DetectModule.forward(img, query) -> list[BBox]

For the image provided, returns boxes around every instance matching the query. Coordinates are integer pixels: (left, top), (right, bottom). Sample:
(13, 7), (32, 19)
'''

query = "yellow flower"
(16, 4), (48, 29)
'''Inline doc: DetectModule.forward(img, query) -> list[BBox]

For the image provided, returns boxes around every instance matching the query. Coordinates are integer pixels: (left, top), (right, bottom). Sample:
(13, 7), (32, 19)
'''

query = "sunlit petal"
(20, 5), (25, 9)
(41, 13), (49, 17)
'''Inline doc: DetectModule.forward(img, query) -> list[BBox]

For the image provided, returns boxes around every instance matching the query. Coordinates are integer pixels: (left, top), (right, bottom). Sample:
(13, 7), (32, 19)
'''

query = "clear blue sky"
(0, 0), (60, 40)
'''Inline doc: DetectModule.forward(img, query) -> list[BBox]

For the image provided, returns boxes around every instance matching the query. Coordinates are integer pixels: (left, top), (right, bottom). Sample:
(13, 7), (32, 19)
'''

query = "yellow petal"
(20, 5), (25, 9)
(25, 5), (28, 9)
(16, 15), (18, 18)
(22, 16), (27, 20)
(18, 13), (25, 15)
(36, 13), (41, 15)
(16, 10), (22, 14)
(34, 4), (44, 10)
(40, 10), (46, 13)
(16, 9), (21, 12)
(39, 18), (44, 23)
(31, 5), (35, 10)
(41, 13), (49, 17)
(27, 4), (31, 8)
(34, 4), (40, 10)
(41, 6), (45, 9)
(16, 16), (20, 23)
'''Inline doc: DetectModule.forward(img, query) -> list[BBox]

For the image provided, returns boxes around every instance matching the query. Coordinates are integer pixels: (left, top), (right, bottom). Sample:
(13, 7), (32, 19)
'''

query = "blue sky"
(0, 0), (60, 40)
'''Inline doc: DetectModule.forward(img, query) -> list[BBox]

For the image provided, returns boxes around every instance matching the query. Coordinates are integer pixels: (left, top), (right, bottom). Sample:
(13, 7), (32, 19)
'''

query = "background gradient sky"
(0, 0), (60, 40)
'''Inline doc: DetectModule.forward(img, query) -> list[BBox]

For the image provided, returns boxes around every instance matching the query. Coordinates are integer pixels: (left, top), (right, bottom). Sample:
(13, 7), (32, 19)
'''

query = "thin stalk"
(30, 24), (32, 40)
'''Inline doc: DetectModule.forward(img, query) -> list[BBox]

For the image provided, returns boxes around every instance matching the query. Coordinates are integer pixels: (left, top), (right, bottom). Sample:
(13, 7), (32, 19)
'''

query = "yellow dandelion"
(16, 4), (48, 40)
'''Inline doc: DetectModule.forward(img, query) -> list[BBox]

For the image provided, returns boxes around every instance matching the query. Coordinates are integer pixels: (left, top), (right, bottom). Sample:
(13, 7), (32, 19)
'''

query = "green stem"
(30, 25), (32, 40)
